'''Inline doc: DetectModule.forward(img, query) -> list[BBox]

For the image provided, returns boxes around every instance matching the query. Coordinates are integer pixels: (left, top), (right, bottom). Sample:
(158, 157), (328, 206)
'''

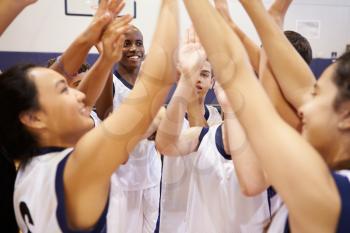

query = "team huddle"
(1, 0), (350, 232)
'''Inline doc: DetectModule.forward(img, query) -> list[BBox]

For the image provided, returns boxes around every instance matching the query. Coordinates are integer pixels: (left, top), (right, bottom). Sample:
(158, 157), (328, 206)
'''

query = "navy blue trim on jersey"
(35, 147), (66, 156)
(55, 152), (108, 233)
(204, 105), (210, 121)
(114, 70), (134, 90)
(267, 186), (277, 218)
(215, 124), (231, 160)
(154, 155), (164, 233)
(198, 127), (209, 146)
(332, 172), (350, 233)
(284, 218), (291, 233)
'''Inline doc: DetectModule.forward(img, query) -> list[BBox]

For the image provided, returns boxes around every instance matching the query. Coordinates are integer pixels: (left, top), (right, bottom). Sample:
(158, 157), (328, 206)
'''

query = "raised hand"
(101, 15), (133, 63)
(81, 0), (126, 47)
(178, 42), (206, 79)
(95, 0), (125, 19)
(268, 0), (293, 27)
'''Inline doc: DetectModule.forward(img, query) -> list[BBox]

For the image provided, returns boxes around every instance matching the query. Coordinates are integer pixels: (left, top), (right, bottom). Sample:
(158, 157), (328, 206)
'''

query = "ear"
(337, 107), (350, 131)
(19, 111), (46, 130)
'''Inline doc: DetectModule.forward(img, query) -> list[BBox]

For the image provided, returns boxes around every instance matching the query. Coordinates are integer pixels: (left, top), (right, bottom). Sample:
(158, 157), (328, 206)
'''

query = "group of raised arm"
(2, 0), (350, 232)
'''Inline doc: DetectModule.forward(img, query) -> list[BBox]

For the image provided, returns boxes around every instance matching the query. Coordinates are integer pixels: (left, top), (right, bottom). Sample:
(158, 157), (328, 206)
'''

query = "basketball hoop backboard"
(64, 0), (137, 18)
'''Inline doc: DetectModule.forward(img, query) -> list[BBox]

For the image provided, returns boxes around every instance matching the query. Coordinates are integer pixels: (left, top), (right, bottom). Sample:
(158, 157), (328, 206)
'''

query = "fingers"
(108, 0), (126, 17)
(111, 14), (133, 29)
(113, 34), (126, 61)
(94, 12), (113, 29)
(98, 0), (108, 11)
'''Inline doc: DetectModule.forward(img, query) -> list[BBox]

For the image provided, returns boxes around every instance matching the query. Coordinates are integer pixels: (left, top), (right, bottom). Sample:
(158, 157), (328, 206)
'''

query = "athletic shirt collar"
(114, 70), (134, 90)
(34, 147), (67, 156)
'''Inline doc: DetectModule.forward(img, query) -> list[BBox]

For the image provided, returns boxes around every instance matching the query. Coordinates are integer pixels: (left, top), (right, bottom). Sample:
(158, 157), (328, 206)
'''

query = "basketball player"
(156, 42), (274, 232)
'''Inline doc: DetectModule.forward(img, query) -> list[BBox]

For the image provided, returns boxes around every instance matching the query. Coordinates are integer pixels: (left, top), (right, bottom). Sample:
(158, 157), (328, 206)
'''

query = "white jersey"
(159, 108), (220, 233)
(90, 110), (101, 127)
(14, 147), (109, 233)
(185, 105), (222, 127)
(205, 105), (222, 126)
(161, 125), (275, 233)
(109, 72), (161, 233)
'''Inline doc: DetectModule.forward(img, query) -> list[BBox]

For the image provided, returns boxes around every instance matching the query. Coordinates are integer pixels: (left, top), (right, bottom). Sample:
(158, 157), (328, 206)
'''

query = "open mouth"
(127, 54), (142, 62)
(195, 84), (203, 91)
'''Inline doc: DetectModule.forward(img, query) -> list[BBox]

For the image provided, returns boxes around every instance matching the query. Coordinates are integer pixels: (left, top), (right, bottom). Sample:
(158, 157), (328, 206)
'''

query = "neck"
(321, 135), (350, 170)
(118, 64), (140, 85)
(37, 131), (79, 150)
(187, 99), (207, 127)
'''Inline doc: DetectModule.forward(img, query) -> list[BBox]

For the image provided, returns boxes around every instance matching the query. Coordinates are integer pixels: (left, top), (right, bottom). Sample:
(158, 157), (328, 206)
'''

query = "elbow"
(155, 136), (174, 156)
(240, 183), (267, 197)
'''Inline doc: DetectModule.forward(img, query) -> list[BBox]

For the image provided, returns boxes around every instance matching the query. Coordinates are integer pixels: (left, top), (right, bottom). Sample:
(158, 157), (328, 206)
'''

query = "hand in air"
(83, 0), (127, 46)
(102, 15), (133, 63)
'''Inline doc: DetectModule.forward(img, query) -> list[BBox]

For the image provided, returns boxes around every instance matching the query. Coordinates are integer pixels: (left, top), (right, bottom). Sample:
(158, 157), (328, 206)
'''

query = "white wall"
(0, 0), (349, 58)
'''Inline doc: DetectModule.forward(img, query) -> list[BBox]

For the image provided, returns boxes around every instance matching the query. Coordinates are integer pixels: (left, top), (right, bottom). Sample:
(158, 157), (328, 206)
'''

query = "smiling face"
(298, 64), (349, 165)
(28, 68), (93, 146)
(119, 26), (145, 71)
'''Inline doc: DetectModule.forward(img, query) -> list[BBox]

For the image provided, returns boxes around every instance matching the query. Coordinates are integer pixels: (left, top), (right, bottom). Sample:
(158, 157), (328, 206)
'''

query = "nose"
(73, 88), (86, 103)
(130, 43), (137, 51)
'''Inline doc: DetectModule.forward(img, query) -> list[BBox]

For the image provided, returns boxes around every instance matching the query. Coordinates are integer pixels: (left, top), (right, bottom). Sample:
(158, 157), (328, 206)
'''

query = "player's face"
(194, 61), (213, 98)
(298, 64), (340, 163)
(119, 27), (145, 70)
(29, 68), (93, 145)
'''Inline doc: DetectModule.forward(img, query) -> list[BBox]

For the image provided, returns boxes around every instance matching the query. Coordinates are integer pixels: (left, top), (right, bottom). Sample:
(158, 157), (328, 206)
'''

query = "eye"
(200, 72), (210, 79)
(61, 87), (69, 94)
(124, 40), (131, 47)
(136, 40), (143, 47)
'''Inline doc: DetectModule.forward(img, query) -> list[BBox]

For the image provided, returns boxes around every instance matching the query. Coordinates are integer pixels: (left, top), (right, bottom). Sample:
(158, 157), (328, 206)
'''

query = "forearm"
(214, 0), (260, 73)
(95, 72), (113, 119)
(184, 0), (248, 81)
(241, 1), (315, 108)
(233, 26), (260, 73)
(77, 56), (114, 108)
(224, 112), (267, 196)
(0, 0), (33, 36)
(259, 50), (301, 131)
(50, 33), (92, 83)
(156, 81), (192, 153)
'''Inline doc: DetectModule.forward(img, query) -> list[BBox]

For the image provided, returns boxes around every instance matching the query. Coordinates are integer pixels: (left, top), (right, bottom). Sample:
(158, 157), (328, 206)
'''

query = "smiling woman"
(0, 0), (179, 232)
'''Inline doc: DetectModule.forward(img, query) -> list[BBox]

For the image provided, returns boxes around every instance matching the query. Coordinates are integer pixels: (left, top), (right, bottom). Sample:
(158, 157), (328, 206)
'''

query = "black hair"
(0, 64), (40, 161)
(333, 51), (350, 111)
(284, 30), (313, 65)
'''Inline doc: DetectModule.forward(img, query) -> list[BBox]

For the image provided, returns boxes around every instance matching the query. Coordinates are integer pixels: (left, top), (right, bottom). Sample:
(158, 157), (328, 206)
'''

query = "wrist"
(78, 30), (98, 49)
(96, 54), (115, 70)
